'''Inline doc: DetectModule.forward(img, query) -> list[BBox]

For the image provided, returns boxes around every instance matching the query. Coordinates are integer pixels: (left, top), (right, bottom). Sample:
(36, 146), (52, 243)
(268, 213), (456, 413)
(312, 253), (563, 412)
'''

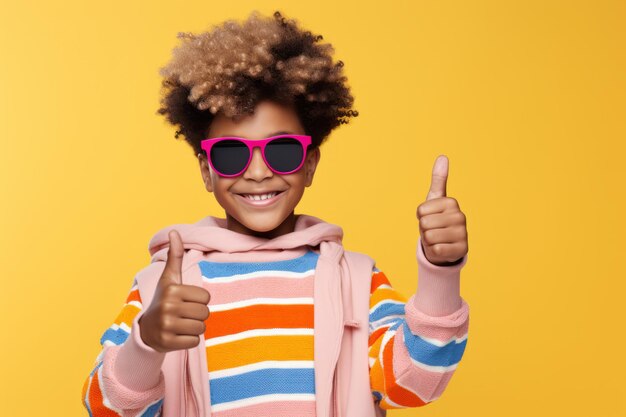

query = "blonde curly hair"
(157, 10), (358, 156)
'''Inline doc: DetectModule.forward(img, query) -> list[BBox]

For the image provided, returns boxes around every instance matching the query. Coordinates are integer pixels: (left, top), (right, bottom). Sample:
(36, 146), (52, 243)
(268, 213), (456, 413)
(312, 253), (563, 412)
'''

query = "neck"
(225, 211), (298, 239)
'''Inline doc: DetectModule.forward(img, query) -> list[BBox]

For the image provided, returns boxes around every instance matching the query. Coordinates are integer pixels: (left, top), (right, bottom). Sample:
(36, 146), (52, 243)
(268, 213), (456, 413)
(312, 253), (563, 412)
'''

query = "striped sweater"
(82, 249), (468, 416)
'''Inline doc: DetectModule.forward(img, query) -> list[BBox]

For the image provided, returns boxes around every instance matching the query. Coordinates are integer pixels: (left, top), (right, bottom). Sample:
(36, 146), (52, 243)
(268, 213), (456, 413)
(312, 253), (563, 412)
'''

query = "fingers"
(177, 301), (211, 321)
(418, 211), (466, 230)
(417, 196), (459, 218)
(161, 334), (202, 351)
(420, 225), (467, 245)
(171, 317), (207, 336)
(168, 285), (211, 305)
(419, 241), (467, 263)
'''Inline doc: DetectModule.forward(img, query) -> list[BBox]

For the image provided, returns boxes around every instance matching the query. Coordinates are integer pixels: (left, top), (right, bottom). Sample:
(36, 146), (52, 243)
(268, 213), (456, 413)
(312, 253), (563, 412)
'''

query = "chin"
(237, 212), (288, 232)
(243, 219), (283, 233)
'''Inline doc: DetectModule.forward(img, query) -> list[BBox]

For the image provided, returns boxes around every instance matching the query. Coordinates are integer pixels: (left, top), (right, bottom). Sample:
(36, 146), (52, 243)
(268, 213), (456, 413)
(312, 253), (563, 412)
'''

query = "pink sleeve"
(412, 236), (467, 316)
(393, 236), (469, 402)
(100, 312), (167, 410)
(82, 280), (168, 417)
(368, 237), (469, 408)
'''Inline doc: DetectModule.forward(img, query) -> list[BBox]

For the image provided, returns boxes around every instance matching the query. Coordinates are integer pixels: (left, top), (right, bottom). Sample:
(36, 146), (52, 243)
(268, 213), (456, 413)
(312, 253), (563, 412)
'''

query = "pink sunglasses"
(200, 134), (312, 178)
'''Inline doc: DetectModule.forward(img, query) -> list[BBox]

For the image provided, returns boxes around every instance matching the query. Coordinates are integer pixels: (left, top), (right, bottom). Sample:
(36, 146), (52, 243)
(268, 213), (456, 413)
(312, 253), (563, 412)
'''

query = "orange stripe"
(113, 304), (140, 326)
(369, 331), (385, 361)
(368, 326), (387, 347)
(370, 288), (407, 308)
(369, 329), (388, 394)
(370, 270), (391, 293)
(380, 333), (427, 408)
(88, 368), (122, 417)
(206, 334), (313, 371)
(125, 288), (141, 304)
(81, 375), (89, 410)
(205, 303), (313, 339)
(369, 353), (385, 395)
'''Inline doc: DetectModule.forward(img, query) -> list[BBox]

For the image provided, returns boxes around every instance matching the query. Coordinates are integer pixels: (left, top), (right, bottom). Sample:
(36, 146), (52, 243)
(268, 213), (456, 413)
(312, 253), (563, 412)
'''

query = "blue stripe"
(89, 361), (103, 377)
(199, 250), (319, 278)
(369, 302), (406, 324)
(209, 367), (315, 405)
(389, 320), (403, 331)
(401, 321), (467, 367)
(100, 326), (130, 346)
(141, 398), (163, 417)
(84, 361), (105, 417)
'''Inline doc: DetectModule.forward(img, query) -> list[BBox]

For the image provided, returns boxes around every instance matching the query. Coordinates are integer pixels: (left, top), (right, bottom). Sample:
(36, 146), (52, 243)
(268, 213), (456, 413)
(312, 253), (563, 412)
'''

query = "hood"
(147, 214), (344, 264)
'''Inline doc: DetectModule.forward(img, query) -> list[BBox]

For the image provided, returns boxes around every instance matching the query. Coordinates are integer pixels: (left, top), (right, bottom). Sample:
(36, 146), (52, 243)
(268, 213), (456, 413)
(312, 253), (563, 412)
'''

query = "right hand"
(139, 229), (211, 353)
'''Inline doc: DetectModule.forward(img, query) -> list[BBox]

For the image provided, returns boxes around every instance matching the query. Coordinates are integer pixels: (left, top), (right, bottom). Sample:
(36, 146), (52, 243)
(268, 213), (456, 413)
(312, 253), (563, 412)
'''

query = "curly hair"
(156, 10), (358, 156)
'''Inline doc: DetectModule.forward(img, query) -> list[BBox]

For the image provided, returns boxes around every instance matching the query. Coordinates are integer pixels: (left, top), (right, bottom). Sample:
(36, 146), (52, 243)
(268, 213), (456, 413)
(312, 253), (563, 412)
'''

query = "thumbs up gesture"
(138, 230), (211, 353)
(416, 155), (468, 266)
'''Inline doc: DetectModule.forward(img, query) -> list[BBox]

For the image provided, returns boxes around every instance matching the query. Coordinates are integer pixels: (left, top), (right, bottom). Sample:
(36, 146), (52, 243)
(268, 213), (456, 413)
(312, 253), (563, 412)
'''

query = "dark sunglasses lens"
(265, 138), (305, 173)
(210, 140), (249, 175)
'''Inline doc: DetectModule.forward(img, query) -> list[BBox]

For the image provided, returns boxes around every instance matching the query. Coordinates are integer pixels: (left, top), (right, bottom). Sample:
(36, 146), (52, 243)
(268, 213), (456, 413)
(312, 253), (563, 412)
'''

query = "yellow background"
(1, 0), (624, 416)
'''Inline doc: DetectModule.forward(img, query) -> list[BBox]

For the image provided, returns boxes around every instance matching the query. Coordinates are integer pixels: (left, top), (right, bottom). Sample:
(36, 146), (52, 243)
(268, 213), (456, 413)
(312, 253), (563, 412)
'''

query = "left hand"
(416, 155), (468, 266)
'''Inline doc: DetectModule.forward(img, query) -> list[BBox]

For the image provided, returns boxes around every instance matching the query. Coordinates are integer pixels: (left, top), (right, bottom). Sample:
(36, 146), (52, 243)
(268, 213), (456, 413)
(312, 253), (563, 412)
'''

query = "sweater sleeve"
(368, 237), (470, 409)
(81, 277), (167, 417)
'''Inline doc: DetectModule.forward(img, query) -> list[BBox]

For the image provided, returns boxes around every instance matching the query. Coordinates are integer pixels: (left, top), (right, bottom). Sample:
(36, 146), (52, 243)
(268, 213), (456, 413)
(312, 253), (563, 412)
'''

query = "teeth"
(242, 192), (278, 201)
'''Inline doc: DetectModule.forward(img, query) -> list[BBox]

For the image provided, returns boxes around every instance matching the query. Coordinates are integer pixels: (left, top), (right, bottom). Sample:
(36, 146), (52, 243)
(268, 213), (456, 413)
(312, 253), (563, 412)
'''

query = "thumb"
(426, 155), (449, 201)
(161, 229), (184, 285)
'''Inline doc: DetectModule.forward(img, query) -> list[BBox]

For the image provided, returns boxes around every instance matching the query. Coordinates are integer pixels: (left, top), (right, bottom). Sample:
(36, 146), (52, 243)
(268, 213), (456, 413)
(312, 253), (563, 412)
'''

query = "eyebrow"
(268, 130), (292, 136)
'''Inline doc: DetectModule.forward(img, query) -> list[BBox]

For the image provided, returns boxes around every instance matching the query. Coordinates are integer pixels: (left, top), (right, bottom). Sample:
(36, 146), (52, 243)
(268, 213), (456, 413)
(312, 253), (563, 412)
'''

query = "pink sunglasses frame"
(200, 134), (312, 178)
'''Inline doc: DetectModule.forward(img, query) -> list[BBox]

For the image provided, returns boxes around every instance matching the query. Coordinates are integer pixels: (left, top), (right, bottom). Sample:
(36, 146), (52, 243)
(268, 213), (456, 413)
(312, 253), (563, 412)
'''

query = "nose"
(242, 147), (273, 181)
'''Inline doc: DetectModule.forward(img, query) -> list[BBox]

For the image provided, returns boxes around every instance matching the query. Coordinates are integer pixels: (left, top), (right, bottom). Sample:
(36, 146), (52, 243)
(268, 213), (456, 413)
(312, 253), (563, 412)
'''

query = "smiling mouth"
(235, 190), (286, 201)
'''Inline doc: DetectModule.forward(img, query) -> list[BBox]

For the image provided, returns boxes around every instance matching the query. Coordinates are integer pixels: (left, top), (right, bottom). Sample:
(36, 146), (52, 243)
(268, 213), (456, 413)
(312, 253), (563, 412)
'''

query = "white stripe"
(409, 357), (459, 372)
(370, 298), (404, 314)
(205, 328), (313, 347)
(109, 322), (131, 333)
(378, 327), (397, 363)
(370, 314), (404, 329)
(382, 396), (406, 408)
(415, 331), (468, 347)
(210, 393), (315, 413)
(126, 300), (142, 309)
(209, 297), (313, 312)
(209, 360), (313, 379)
(202, 269), (314, 283)
(368, 320), (395, 338)
(375, 283), (393, 290)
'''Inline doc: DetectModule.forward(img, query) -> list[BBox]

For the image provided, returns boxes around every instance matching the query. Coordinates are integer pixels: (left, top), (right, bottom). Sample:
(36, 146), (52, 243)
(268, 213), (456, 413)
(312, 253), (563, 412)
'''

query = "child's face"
(198, 100), (321, 238)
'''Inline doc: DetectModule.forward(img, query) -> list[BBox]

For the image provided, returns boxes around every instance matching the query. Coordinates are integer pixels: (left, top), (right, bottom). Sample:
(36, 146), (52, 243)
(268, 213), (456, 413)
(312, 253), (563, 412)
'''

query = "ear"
(304, 147), (321, 187)
(198, 153), (214, 193)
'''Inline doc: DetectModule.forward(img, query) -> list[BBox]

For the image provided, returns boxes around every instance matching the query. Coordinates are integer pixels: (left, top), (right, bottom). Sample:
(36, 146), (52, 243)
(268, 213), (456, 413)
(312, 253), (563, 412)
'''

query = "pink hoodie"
(99, 214), (468, 417)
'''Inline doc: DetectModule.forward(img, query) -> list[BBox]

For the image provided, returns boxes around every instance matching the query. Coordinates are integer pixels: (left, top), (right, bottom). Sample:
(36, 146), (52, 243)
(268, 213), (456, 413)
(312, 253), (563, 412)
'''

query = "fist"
(416, 155), (468, 266)
(138, 229), (211, 353)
